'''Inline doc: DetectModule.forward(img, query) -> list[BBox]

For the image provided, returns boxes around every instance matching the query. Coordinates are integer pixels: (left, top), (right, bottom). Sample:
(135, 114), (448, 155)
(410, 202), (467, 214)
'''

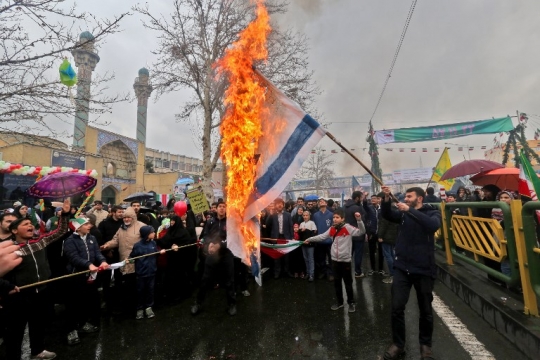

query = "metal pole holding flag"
(325, 131), (399, 202)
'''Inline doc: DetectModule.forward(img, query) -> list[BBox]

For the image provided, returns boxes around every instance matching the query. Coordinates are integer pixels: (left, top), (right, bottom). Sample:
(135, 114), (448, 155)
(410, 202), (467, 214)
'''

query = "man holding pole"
(380, 186), (441, 360)
(1, 199), (71, 360)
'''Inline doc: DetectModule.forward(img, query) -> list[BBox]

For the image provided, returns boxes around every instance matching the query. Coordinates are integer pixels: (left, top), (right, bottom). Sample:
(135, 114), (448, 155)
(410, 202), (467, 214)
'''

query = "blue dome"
(138, 68), (150, 76)
(80, 31), (94, 40)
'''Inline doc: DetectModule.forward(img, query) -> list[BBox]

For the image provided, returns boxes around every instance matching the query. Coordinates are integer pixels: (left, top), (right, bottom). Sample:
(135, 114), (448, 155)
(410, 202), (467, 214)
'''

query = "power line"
(368, 0), (418, 123)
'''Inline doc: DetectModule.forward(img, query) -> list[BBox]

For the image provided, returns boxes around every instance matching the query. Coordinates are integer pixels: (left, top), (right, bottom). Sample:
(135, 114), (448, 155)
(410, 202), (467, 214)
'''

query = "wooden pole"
(325, 131), (399, 202)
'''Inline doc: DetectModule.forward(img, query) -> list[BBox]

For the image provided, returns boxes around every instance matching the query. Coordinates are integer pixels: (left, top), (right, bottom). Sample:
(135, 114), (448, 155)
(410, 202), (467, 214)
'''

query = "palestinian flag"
(260, 239), (303, 259)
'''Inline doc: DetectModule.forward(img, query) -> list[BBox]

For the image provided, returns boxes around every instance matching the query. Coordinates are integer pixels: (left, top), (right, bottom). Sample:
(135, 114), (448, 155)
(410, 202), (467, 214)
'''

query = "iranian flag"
(518, 150), (540, 200)
(156, 193), (171, 204)
(260, 239), (303, 259)
(518, 151), (540, 225)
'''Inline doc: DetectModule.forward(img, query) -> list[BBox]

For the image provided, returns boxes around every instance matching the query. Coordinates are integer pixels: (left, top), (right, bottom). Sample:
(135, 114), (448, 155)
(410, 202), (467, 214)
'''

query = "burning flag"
(217, 0), (326, 285)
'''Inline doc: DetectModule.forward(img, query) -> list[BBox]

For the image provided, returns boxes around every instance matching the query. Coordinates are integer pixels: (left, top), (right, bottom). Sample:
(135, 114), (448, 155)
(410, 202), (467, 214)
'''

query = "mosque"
(0, 31), (216, 206)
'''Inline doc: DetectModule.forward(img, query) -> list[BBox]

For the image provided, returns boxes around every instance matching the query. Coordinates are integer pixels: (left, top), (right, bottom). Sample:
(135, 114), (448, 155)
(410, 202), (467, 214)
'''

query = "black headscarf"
(159, 216), (191, 247)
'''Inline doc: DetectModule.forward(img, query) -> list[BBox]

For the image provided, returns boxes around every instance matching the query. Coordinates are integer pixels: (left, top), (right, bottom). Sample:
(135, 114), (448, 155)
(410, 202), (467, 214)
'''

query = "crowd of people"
(0, 183), (523, 360)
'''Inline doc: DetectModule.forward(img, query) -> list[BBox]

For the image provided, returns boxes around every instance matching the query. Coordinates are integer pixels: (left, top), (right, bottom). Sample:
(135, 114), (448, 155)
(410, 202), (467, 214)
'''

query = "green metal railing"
(520, 201), (540, 300)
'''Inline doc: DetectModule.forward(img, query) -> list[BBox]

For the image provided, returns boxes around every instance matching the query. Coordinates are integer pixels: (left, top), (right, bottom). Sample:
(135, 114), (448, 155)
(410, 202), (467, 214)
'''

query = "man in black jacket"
(380, 186), (441, 360)
(2, 199), (71, 360)
(192, 202), (236, 316)
(344, 191), (367, 277)
(266, 198), (294, 279)
(97, 205), (124, 313)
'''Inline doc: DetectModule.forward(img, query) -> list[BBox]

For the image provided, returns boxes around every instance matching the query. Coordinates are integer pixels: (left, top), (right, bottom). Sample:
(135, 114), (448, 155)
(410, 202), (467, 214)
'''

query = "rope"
(18, 243), (197, 290)
(368, 0), (418, 123)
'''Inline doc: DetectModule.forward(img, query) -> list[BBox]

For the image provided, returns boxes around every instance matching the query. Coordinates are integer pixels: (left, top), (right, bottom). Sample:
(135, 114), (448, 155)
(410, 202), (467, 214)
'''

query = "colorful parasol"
(27, 172), (97, 198)
(439, 159), (505, 181)
(469, 168), (521, 190)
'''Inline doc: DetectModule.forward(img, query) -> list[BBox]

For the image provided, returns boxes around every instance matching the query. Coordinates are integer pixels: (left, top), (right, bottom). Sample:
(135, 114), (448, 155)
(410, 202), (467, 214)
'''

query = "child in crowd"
(63, 217), (109, 345)
(298, 211), (317, 282)
(129, 226), (167, 320)
(305, 209), (365, 312)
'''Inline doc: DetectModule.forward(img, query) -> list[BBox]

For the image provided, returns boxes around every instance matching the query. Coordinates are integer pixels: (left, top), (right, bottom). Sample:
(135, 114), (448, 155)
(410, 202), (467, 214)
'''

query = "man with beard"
(101, 207), (145, 314)
(97, 205), (124, 313)
(0, 212), (17, 241)
(380, 186), (441, 360)
(343, 191), (367, 277)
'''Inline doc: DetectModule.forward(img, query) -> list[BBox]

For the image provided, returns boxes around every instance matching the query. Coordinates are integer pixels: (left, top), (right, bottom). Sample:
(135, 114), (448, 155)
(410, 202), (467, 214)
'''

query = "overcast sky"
(50, 0), (540, 176)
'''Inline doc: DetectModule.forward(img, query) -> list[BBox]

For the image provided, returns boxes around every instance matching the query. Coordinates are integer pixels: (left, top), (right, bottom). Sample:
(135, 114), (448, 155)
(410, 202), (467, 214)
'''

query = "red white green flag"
(518, 150), (540, 223)
(260, 240), (303, 259)
(156, 193), (171, 204)
(518, 150), (540, 200)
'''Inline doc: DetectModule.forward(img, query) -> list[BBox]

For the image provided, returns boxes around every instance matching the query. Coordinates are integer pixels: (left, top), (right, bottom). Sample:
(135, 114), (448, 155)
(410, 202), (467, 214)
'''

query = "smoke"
(295, 0), (323, 15)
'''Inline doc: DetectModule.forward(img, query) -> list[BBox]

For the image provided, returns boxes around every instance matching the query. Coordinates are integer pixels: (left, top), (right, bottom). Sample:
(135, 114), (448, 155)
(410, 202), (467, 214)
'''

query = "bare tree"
(0, 0), (129, 139)
(296, 147), (336, 196)
(134, 0), (320, 200)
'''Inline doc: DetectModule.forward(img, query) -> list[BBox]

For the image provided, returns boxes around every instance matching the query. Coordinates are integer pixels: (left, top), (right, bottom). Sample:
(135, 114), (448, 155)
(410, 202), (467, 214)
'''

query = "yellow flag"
(430, 148), (454, 189)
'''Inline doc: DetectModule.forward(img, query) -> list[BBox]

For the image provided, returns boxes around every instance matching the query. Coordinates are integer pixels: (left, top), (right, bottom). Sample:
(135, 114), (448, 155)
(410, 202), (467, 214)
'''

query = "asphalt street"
(4, 267), (526, 360)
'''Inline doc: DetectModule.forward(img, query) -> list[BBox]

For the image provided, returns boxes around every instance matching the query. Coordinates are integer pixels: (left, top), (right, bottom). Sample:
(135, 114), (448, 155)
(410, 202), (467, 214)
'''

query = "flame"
(217, 0), (271, 254)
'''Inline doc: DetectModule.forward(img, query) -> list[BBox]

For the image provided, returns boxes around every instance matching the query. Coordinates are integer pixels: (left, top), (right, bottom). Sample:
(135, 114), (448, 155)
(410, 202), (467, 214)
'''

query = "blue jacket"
(312, 209), (334, 244)
(129, 239), (159, 277)
(381, 200), (441, 278)
(64, 233), (106, 273)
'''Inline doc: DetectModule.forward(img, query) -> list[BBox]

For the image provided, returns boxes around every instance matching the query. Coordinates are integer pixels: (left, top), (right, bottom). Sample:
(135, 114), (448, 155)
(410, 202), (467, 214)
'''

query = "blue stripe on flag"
(255, 114), (320, 195)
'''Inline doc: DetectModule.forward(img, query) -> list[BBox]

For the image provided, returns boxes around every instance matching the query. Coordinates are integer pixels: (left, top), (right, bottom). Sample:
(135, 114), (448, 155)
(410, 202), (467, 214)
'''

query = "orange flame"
(217, 0), (271, 253)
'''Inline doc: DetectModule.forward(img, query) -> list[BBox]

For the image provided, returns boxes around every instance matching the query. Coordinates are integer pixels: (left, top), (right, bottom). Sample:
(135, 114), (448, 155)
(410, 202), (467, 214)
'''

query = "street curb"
(435, 252), (540, 360)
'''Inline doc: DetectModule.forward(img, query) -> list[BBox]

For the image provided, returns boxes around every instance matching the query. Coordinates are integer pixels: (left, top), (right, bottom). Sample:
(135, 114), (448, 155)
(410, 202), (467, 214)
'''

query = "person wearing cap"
(86, 200), (109, 227)
(2, 199), (71, 360)
(62, 217), (109, 345)
(101, 207), (146, 312)
(45, 207), (62, 232)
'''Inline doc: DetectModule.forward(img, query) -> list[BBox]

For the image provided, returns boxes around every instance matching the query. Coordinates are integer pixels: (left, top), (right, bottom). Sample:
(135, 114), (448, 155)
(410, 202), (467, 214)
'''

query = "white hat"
(69, 217), (90, 232)
(13, 201), (21, 207)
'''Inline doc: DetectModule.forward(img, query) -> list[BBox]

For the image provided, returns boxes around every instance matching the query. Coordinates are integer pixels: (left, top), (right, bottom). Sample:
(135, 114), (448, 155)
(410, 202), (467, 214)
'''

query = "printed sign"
(51, 151), (86, 169)
(186, 188), (209, 214)
(392, 167), (433, 182)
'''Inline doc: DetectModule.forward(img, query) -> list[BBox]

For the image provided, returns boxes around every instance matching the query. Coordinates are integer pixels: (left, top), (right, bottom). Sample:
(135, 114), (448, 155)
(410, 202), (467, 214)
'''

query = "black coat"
(266, 212), (294, 240)
(98, 216), (123, 244)
(381, 200), (441, 278)
(63, 233), (106, 273)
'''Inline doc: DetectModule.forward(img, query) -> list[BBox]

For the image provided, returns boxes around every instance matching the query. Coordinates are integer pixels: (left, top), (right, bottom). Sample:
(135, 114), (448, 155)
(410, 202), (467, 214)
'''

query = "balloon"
(173, 201), (188, 217)
(59, 58), (77, 87)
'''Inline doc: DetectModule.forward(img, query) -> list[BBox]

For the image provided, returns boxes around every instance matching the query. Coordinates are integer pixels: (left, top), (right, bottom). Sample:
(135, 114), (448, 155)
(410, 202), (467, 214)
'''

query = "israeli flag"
(243, 70), (327, 221)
